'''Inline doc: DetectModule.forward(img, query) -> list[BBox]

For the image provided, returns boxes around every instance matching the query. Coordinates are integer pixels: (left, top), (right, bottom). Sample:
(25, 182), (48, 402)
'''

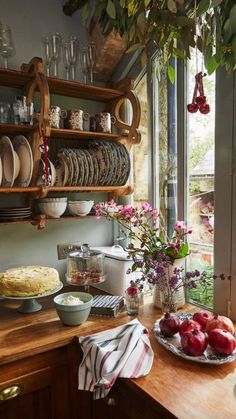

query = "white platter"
(0, 136), (20, 187)
(153, 312), (236, 365)
(12, 135), (33, 187)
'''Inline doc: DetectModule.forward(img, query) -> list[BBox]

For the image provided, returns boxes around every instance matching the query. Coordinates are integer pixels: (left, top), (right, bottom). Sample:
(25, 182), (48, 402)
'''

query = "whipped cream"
(62, 295), (84, 305)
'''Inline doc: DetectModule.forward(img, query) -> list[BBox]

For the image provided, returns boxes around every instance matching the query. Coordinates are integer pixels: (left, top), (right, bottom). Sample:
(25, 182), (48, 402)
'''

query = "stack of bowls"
(67, 200), (94, 216)
(38, 197), (67, 218)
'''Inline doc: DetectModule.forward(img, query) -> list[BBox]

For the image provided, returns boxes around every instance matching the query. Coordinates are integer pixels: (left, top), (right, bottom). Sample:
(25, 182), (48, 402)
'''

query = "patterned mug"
(95, 112), (116, 133)
(65, 109), (90, 131)
(48, 106), (67, 128)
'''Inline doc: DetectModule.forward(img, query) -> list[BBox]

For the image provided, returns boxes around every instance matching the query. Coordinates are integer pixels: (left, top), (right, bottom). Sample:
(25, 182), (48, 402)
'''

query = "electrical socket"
(57, 242), (81, 260)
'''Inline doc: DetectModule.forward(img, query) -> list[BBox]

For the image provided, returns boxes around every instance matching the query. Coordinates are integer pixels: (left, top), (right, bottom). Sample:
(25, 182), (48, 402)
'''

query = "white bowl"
(39, 197), (68, 203)
(67, 200), (94, 216)
(38, 201), (67, 218)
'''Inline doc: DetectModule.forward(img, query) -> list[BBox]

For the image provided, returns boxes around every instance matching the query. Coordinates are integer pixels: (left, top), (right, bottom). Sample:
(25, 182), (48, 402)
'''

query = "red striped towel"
(78, 319), (154, 399)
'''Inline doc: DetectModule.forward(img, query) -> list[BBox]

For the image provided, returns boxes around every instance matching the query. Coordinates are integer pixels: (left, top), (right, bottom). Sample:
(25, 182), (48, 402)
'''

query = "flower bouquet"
(96, 200), (215, 313)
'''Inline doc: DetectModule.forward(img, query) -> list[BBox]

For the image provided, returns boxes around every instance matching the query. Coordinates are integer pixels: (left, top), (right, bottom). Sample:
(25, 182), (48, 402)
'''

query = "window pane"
(156, 60), (177, 238)
(186, 56), (215, 308)
(133, 73), (148, 208)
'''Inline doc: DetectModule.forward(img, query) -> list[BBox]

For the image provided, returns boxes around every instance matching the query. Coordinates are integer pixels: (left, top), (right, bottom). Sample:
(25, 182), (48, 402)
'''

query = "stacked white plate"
(0, 206), (32, 221)
(0, 135), (33, 188)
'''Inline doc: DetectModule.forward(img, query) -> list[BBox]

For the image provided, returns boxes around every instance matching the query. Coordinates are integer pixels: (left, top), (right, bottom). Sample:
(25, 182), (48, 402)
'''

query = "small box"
(92, 246), (139, 295)
(91, 295), (124, 317)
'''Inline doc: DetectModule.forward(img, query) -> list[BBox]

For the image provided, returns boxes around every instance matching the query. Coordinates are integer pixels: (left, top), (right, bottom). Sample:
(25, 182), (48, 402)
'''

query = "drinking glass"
(49, 32), (62, 78)
(80, 47), (88, 84)
(68, 36), (79, 81)
(0, 24), (15, 69)
(86, 42), (96, 84)
(63, 41), (70, 80)
(42, 36), (51, 76)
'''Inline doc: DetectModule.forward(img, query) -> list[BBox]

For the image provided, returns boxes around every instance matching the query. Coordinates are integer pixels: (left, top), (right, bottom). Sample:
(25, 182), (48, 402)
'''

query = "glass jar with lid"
(66, 243), (106, 288)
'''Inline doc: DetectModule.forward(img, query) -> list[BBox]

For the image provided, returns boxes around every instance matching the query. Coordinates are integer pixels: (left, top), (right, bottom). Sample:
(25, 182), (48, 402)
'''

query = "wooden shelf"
(50, 127), (126, 141)
(0, 68), (123, 102)
(0, 215), (96, 225)
(0, 214), (97, 230)
(0, 67), (34, 89)
(0, 58), (139, 230)
(0, 123), (38, 135)
(0, 185), (133, 195)
(47, 77), (123, 102)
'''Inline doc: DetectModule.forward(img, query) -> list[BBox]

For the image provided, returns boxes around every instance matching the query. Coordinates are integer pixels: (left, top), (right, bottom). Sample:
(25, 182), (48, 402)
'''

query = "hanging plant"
(63, 0), (236, 76)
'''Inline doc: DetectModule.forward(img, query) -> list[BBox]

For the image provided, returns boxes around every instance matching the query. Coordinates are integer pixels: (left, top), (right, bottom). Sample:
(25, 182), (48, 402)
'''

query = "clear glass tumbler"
(125, 291), (141, 316)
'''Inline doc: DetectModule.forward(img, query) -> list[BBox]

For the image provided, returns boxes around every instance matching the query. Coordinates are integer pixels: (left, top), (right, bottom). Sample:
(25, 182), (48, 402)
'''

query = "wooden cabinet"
(0, 346), (75, 419)
(0, 57), (141, 229)
(91, 379), (175, 419)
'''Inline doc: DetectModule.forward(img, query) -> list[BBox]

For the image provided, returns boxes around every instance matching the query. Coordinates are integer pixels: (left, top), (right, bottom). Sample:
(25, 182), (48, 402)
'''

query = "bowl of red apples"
(153, 310), (236, 364)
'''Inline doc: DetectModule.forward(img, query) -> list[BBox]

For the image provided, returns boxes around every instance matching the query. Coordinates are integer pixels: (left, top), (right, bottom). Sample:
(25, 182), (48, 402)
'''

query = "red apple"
(206, 314), (235, 335)
(181, 328), (207, 356)
(159, 313), (180, 337)
(192, 310), (214, 331)
(179, 319), (202, 337)
(208, 328), (236, 356)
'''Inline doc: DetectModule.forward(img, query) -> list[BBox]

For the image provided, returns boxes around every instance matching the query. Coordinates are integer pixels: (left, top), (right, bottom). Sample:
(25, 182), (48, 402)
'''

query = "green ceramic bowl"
(54, 291), (93, 326)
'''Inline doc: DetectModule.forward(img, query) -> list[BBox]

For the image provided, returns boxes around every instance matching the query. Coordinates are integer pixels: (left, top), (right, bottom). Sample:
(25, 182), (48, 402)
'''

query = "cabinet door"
(0, 348), (70, 419)
(91, 379), (176, 419)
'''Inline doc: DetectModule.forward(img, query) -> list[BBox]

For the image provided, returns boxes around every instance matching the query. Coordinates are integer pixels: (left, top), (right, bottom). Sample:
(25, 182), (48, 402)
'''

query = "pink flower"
(174, 220), (186, 231)
(141, 202), (152, 212)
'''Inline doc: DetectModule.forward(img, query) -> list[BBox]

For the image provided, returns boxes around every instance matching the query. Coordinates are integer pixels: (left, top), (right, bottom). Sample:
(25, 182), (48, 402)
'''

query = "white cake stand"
(0, 282), (63, 313)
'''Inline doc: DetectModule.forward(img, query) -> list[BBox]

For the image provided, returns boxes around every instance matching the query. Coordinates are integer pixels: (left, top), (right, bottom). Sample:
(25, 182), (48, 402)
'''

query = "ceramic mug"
(95, 112), (116, 133)
(48, 106), (67, 128)
(65, 109), (90, 131)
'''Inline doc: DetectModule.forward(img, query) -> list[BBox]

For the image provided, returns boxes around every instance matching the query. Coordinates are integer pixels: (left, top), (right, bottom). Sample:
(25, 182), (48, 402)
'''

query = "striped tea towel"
(78, 319), (154, 399)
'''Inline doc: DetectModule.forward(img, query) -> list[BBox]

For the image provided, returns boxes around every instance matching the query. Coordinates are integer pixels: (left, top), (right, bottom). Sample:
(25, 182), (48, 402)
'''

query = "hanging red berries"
(187, 72), (210, 115)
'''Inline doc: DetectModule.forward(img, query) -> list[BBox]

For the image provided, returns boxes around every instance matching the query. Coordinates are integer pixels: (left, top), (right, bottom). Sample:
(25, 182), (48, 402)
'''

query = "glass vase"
(125, 291), (141, 316)
(159, 288), (178, 314)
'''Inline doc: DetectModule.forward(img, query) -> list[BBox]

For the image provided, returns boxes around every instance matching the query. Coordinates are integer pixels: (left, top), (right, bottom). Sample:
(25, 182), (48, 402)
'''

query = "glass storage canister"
(66, 244), (106, 288)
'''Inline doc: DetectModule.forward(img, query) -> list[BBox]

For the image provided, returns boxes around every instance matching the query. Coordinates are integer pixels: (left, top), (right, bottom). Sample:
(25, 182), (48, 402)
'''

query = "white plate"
(12, 135), (33, 187)
(153, 312), (236, 365)
(0, 136), (20, 187)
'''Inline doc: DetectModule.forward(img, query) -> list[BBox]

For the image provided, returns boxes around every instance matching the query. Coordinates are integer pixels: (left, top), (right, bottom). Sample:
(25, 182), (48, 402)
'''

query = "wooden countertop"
(0, 287), (236, 419)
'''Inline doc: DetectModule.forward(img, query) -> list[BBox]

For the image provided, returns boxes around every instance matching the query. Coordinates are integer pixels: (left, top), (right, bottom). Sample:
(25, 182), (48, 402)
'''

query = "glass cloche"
(66, 243), (106, 288)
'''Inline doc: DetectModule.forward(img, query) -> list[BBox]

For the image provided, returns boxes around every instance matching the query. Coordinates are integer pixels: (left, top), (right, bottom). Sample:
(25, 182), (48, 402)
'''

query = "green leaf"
(141, 49), (147, 68)
(173, 47), (185, 59)
(125, 43), (142, 53)
(176, 242), (189, 258)
(175, 16), (194, 27)
(230, 4), (236, 36)
(206, 55), (219, 75)
(196, 0), (210, 17)
(167, 63), (175, 84)
(120, 0), (126, 7)
(131, 262), (139, 272)
(210, 0), (223, 7)
(223, 18), (233, 44)
(82, 4), (89, 23)
(106, 0), (116, 19)
(232, 35), (236, 57)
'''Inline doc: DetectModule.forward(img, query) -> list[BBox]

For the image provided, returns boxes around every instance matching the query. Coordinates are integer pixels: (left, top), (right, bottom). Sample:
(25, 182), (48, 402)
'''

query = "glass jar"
(66, 243), (106, 286)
